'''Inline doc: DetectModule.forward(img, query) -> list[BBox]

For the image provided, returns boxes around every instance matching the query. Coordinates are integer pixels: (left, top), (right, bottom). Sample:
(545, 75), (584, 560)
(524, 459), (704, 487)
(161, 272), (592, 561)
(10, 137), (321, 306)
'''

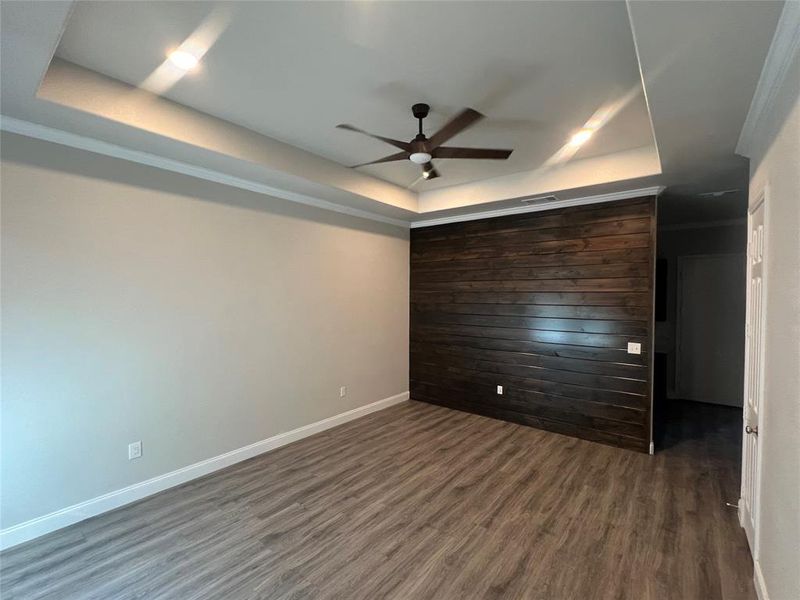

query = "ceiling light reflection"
(139, 5), (231, 95)
(167, 50), (199, 71)
(569, 129), (593, 146)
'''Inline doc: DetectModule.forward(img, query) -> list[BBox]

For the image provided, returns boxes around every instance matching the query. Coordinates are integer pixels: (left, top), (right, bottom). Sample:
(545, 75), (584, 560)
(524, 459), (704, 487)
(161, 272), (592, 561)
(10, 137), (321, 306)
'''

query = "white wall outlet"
(128, 440), (142, 460)
(496, 385), (504, 395)
(627, 342), (642, 355)
(339, 386), (347, 398)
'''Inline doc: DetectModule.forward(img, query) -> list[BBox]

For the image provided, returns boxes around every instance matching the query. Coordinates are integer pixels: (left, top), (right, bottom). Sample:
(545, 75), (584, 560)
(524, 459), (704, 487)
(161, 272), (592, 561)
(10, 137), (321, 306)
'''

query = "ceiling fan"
(336, 103), (513, 181)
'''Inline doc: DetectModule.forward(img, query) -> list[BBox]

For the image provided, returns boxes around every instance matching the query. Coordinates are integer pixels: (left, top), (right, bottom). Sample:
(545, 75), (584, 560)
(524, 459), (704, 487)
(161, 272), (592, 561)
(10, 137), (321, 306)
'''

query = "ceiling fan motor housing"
(412, 103), (430, 120)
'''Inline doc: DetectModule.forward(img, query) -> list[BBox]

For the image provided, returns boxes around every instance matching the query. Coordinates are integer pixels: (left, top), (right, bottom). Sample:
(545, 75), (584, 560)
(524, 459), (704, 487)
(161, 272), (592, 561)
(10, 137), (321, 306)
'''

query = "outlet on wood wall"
(410, 197), (656, 453)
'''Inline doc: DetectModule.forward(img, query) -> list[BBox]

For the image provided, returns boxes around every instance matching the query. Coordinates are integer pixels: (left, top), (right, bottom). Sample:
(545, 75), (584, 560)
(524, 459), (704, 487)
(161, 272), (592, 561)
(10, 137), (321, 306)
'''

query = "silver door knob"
(745, 425), (758, 435)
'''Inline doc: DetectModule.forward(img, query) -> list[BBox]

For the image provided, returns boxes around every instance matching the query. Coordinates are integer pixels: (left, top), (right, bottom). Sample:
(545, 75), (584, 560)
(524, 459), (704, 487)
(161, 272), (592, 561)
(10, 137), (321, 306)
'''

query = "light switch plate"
(627, 342), (642, 355)
(497, 385), (504, 395)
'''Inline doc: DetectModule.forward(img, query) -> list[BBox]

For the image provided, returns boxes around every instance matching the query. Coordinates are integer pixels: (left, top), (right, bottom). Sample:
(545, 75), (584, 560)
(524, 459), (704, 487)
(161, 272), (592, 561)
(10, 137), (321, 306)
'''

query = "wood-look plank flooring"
(0, 400), (753, 600)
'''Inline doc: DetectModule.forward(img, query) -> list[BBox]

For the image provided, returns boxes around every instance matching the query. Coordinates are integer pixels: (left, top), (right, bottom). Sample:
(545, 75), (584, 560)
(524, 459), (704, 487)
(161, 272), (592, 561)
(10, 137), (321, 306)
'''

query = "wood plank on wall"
(409, 197), (656, 453)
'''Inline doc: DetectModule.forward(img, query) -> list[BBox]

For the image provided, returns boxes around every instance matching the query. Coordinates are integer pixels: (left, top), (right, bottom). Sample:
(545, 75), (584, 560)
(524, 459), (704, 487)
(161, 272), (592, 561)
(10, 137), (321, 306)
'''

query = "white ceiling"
(0, 0), (786, 225)
(55, 1), (654, 190)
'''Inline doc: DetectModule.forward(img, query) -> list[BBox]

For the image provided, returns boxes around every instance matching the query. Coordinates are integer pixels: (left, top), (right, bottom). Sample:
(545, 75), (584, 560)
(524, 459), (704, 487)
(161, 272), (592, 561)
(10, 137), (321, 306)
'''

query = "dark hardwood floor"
(0, 400), (752, 600)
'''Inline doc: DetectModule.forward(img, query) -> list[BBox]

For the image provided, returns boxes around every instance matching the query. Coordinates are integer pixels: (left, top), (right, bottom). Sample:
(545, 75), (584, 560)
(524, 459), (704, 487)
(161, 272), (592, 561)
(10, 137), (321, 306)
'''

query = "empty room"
(1, 1), (798, 599)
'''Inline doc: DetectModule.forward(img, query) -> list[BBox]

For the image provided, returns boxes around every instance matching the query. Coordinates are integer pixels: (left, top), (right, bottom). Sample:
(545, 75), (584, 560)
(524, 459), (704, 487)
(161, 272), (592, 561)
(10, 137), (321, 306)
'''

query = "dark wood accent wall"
(410, 197), (656, 453)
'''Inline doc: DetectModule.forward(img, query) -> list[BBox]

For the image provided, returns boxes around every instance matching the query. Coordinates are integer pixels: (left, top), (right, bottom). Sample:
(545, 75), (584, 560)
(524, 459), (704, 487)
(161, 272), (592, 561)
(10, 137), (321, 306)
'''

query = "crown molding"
(1, 117), (666, 231)
(410, 186), (665, 228)
(736, 1), (800, 158)
(0, 116), (411, 228)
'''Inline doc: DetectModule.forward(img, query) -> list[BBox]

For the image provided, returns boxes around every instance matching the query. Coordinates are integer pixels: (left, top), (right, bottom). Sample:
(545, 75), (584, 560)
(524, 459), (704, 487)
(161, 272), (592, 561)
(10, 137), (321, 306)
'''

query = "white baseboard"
(754, 560), (770, 600)
(0, 392), (409, 551)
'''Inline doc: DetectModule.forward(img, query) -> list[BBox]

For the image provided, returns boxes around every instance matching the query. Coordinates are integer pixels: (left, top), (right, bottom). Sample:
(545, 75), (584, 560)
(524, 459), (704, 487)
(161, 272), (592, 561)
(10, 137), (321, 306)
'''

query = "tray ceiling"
(55, 1), (655, 190)
(0, 1), (785, 225)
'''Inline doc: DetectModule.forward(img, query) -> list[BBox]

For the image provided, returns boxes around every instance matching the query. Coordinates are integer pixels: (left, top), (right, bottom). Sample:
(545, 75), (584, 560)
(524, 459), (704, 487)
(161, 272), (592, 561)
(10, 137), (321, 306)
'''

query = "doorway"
(653, 192), (748, 452)
(676, 253), (747, 406)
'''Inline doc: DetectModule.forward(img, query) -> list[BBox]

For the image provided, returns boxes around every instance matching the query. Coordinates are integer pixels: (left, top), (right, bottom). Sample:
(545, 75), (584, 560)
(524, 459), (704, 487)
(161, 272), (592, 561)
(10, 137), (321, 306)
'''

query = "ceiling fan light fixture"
(422, 162), (438, 180)
(410, 151), (432, 165)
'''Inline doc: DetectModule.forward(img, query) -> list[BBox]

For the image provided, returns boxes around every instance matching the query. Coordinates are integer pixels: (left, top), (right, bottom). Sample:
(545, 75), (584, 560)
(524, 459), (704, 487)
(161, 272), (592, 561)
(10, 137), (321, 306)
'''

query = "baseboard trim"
(754, 559), (770, 600)
(0, 391), (409, 551)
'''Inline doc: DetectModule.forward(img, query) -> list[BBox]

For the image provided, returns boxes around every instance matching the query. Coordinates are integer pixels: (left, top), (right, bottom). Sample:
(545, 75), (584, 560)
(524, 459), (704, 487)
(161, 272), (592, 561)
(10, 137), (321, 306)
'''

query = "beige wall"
(746, 48), (800, 600)
(0, 132), (409, 529)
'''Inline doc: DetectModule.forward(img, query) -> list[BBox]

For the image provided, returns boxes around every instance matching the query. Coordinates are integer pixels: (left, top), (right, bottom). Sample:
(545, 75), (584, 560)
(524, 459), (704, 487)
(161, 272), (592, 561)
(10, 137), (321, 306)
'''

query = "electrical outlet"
(339, 386), (347, 398)
(627, 342), (642, 355)
(128, 441), (142, 460)
(497, 385), (504, 395)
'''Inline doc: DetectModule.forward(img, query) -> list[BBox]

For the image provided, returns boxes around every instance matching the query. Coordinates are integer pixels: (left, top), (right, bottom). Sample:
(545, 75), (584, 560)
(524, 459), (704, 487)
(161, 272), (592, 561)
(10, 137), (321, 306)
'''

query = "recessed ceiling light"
(569, 129), (593, 146)
(168, 50), (199, 71)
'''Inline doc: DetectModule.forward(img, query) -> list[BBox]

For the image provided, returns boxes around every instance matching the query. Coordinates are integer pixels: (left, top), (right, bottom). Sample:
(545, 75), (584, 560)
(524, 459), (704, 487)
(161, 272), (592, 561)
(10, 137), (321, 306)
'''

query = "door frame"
(674, 252), (746, 402)
(739, 186), (768, 560)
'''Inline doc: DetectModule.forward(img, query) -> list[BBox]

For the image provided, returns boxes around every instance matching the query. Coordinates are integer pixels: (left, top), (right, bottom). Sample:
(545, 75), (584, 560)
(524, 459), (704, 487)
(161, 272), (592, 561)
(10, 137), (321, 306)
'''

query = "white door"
(741, 198), (766, 553)
(676, 254), (747, 406)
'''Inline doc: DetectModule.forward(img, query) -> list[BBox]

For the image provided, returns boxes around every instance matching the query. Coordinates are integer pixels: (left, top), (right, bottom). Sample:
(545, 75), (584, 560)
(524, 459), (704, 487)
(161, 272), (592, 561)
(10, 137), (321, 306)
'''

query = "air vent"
(520, 195), (558, 204)
(697, 189), (739, 198)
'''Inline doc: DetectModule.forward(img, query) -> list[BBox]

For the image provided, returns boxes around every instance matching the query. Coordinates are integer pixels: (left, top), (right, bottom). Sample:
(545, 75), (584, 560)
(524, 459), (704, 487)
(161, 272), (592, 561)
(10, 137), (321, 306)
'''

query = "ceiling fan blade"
(350, 151), (410, 168)
(433, 147), (513, 160)
(336, 124), (410, 151)
(427, 108), (484, 149)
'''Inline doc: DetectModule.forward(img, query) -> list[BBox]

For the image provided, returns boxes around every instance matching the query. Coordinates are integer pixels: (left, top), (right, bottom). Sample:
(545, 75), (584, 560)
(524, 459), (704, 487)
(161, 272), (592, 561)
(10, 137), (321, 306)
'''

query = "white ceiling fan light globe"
(409, 152), (432, 164)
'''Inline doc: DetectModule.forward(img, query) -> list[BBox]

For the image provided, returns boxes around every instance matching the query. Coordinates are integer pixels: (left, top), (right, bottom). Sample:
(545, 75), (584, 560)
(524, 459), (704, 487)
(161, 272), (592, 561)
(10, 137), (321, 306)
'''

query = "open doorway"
(653, 190), (748, 455)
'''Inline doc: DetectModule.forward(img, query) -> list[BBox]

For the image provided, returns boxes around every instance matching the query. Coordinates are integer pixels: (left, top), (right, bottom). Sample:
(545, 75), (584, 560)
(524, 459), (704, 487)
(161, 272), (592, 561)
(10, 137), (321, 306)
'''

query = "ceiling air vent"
(697, 189), (739, 198)
(520, 195), (559, 204)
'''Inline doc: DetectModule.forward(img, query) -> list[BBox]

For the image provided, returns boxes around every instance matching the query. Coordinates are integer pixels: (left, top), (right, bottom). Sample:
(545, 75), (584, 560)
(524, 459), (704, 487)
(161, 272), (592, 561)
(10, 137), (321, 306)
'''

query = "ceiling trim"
(410, 186), (665, 228)
(736, 0), (800, 158)
(625, 0), (662, 170)
(0, 115), (411, 229)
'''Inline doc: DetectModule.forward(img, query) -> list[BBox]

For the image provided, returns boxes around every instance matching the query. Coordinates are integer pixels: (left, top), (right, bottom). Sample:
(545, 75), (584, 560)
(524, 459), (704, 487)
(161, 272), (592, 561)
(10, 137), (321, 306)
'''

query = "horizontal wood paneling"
(411, 232), (652, 262)
(411, 291), (652, 307)
(411, 246), (652, 271)
(410, 197), (656, 452)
